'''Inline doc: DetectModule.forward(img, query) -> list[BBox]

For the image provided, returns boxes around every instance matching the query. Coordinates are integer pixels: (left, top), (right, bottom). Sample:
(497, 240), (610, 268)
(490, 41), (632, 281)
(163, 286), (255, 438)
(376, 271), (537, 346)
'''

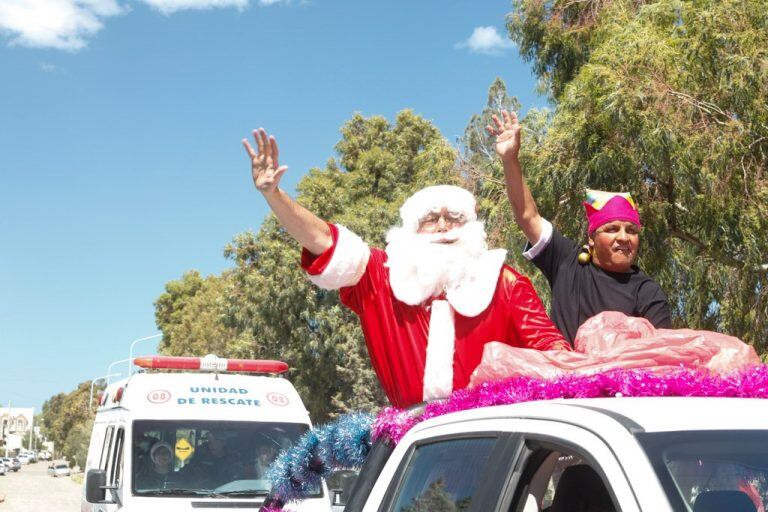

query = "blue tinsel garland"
(266, 412), (374, 504)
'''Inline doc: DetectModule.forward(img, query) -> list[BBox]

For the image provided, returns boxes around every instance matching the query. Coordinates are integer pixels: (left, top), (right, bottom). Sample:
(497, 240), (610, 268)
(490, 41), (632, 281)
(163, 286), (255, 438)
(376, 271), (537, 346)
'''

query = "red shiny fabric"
(302, 230), (570, 408)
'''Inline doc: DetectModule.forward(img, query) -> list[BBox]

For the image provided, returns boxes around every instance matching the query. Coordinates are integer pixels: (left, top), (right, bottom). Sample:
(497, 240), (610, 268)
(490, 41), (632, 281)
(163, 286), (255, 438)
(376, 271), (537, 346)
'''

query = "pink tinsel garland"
(372, 366), (768, 444)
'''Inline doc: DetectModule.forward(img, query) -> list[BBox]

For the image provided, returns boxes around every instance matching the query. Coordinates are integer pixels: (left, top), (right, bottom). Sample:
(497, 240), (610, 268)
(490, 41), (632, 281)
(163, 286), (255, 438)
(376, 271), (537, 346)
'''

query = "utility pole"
(28, 414), (33, 452)
(4, 400), (10, 457)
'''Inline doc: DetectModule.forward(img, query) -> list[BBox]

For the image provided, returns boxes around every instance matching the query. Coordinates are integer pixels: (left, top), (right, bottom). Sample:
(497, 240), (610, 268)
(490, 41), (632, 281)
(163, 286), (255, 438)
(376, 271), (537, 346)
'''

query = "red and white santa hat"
(399, 185), (477, 232)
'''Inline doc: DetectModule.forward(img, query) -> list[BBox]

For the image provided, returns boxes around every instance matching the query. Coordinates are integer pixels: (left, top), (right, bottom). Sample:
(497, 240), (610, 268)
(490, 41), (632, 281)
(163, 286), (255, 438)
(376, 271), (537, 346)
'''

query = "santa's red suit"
(302, 223), (570, 409)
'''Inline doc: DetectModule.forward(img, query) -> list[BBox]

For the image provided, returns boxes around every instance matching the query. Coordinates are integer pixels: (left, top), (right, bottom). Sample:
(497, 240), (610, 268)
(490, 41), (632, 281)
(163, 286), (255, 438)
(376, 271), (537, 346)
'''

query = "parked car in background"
(52, 462), (71, 478)
(17, 453), (30, 465)
(25, 451), (38, 463)
(0, 461), (7, 476)
(2, 457), (21, 472)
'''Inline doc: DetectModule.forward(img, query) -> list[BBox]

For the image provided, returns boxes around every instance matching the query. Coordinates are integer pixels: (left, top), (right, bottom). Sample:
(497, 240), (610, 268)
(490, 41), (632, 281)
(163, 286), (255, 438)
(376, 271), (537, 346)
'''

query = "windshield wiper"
(214, 490), (270, 497)
(138, 488), (211, 496)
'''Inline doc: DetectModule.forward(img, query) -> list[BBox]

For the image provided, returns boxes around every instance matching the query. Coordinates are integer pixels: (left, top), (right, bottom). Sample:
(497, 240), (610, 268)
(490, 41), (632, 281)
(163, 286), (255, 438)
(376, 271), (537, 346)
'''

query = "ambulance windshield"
(132, 420), (320, 497)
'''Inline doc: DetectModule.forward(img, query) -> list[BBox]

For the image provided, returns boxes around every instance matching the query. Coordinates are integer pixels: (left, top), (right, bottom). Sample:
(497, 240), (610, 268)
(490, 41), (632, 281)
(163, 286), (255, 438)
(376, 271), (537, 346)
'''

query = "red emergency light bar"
(133, 354), (289, 374)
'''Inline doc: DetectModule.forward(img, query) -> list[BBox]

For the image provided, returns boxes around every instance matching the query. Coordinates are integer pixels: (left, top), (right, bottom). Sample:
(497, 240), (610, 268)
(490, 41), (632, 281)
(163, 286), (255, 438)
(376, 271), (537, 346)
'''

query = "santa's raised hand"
(487, 110), (522, 163)
(242, 128), (288, 194)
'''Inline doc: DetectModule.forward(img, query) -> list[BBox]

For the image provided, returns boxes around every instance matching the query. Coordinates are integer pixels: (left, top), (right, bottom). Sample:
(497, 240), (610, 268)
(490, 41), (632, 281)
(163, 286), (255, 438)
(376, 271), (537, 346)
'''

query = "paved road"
(0, 461), (81, 511)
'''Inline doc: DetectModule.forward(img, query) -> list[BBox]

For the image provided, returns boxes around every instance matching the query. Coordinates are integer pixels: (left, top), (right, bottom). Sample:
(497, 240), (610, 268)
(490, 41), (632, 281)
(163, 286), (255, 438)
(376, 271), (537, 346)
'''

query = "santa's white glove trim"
(307, 225), (370, 290)
(422, 299), (455, 401)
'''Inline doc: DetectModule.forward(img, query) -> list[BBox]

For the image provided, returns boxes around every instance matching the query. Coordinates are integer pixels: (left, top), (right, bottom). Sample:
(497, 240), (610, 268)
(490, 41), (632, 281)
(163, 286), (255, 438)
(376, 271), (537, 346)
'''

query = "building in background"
(0, 407), (35, 455)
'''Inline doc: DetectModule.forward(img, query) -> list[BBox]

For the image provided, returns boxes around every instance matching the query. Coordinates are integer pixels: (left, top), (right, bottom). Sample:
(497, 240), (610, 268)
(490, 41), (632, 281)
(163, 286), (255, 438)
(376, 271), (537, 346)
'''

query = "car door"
(496, 418), (659, 512)
(362, 416), (661, 512)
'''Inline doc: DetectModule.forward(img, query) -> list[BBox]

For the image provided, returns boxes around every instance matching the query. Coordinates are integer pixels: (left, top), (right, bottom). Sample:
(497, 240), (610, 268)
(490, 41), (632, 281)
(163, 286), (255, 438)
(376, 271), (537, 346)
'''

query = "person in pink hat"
(242, 128), (570, 409)
(487, 111), (671, 344)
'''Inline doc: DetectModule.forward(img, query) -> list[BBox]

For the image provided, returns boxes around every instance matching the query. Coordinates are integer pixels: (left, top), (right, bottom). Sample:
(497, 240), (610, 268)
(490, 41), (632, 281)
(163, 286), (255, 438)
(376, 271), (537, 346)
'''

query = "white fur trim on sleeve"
(307, 225), (370, 290)
(522, 218), (553, 260)
(422, 299), (455, 401)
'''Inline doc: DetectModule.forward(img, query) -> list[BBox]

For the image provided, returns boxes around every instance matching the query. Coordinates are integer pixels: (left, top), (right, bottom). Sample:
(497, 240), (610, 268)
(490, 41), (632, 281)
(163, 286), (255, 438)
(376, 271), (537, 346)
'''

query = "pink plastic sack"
(470, 311), (761, 386)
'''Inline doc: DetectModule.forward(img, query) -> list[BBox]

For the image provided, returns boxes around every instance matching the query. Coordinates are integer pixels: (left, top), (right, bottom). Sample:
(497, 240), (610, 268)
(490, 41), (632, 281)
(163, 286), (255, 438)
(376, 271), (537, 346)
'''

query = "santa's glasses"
(418, 210), (467, 232)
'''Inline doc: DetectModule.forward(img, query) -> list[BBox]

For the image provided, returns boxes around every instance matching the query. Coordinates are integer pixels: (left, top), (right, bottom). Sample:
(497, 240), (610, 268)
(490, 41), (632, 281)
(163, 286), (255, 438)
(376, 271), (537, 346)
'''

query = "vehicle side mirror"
(85, 469), (107, 503)
(327, 469), (359, 507)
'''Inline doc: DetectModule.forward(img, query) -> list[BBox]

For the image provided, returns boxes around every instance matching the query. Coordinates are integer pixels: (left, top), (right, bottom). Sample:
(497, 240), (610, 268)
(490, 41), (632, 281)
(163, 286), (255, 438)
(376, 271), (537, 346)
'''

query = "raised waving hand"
(241, 127), (332, 255)
(486, 110), (544, 245)
(242, 128), (288, 194)
(486, 110), (522, 163)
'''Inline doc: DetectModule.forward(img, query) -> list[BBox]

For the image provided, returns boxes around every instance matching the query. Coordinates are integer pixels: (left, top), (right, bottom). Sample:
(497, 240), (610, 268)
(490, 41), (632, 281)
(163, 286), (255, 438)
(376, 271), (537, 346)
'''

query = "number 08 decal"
(267, 392), (289, 406)
(147, 390), (171, 404)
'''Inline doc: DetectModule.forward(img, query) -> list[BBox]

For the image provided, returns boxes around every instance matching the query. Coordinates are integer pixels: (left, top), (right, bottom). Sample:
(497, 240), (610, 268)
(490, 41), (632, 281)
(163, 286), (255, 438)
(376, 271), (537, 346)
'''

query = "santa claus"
(244, 128), (570, 408)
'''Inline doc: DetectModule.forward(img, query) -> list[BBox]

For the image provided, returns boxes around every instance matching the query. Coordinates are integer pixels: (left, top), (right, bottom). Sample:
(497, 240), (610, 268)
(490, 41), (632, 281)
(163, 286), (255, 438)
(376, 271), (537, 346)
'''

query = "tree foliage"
(40, 381), (94, 464)
(400, 479), (471, 512)
(458, 78), (556, 306)
(155, 110), (458, 421)
(155, 270), (254, 358)
(490, 0), (768, 346)
(153, 0), (768, 424)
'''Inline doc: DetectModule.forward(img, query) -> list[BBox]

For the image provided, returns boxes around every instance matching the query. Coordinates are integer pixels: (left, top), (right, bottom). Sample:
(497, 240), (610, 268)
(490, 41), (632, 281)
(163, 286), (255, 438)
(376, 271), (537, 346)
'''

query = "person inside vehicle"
(487, 110), (672, 344)
(135, 442), (173, 490)
(249, 443), (279, 480)
(184, 431), (238, 489)
(243, 128), (571, 409)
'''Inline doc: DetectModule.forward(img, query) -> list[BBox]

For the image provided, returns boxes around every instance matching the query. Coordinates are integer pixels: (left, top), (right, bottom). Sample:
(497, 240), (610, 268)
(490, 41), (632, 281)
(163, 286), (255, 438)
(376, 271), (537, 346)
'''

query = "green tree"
(156, 110), (459, 421)
(40, 381), (94, 460)
(155, 270), (254, 358)
(62, 419), (93, 469)
(489, 0), (768, 347)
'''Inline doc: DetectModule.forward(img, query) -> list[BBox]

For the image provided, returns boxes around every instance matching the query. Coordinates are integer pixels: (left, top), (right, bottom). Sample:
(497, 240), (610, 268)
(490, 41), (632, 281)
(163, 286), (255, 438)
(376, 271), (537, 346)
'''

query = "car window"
(109, 427), (125, 486)
(131, 419), (314, 497)
(510, 448), (617, 512)
(386, 437), (497, 512)
(639, 430), (768, 512)
(100, 425), (114, 471)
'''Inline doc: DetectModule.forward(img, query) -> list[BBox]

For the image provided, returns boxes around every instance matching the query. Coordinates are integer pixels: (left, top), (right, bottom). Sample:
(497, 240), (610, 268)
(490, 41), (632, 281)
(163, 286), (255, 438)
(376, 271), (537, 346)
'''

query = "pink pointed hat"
(583, 188), (641, 235)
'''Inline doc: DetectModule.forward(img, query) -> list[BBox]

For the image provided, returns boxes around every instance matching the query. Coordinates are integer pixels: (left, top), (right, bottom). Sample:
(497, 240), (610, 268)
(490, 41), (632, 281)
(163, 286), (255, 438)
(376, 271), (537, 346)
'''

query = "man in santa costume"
(243, 128), (570, 408)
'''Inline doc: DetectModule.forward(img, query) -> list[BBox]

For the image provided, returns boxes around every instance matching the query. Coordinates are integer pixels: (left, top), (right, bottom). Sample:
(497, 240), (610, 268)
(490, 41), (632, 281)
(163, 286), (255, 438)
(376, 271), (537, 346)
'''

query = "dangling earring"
(578, 244), (591, 265)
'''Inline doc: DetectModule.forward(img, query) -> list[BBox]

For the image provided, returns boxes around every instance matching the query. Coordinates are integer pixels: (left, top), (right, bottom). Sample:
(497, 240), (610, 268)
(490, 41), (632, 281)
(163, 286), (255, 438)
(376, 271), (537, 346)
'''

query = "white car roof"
(411, 397), (768, 435)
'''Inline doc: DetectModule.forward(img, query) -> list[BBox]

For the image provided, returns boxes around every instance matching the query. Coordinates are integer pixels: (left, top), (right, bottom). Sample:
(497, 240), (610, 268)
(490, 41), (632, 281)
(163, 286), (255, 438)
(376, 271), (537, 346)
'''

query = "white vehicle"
(2, 457), (21, 472)
(52, 462), (72, 477)
(0, 460), (6, 476)
(345, 397), (768, 512)
(20, 450), (37, 463)
(82, 354), (330, 512)
(17, 453), (30, 464)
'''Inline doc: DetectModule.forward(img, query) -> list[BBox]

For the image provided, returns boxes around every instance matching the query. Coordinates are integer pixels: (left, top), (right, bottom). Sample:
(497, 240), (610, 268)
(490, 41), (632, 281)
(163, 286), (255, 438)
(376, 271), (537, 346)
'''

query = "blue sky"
(0, 0), (546, 412)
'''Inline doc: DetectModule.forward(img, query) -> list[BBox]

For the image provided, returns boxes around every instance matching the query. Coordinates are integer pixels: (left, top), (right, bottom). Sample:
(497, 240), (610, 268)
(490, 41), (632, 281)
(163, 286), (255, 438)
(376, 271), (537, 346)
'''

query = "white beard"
(384, 221), (489, 306)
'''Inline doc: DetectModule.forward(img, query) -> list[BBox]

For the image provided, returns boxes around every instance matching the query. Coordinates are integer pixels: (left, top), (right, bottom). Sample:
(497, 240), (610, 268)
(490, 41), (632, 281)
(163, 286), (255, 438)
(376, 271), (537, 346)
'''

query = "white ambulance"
(82, 354), (330, 512)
